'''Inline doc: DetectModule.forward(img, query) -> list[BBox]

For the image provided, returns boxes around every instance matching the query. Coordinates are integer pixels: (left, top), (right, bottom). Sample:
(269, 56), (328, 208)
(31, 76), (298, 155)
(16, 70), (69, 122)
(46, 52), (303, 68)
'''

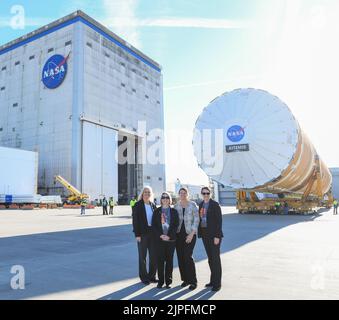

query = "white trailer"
(0, 147), (38, 203)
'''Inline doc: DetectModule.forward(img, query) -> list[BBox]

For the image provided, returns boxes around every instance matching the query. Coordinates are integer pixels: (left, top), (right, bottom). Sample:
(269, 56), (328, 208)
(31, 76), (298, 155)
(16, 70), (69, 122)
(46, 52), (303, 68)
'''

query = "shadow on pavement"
(0, 210), (323, 300)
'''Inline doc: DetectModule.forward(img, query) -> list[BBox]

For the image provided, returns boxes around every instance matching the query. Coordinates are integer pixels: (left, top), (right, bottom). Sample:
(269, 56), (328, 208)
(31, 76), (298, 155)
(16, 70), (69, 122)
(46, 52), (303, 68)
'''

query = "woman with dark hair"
(132, 186), (158, 285)
(174, 187), (200, 290)
(152, 192), (179, 289)
(198, 187), (223, 292)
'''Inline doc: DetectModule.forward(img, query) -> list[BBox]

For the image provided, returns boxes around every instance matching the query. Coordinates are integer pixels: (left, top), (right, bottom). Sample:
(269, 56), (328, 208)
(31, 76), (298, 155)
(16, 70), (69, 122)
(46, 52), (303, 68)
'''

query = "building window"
(65, 40), (72, 46)
(104, 52), (110, 58)
(159, 178), (163, 181)
(144, 76), (149, 80)
(120, 62), (126, 67)
(132, 68), (136, 73)
(121, 124), (126, 128)
(29, 55), (35, 60)
(146, 176), (151, 180)
(157, 101), (160, 104)
(15, 61), (20, 66)
(13, 103), (18, 107)
(0, 87), (5, 91)
(145, 95), (149, 99)
(156, 82), (160, 87)
(121, 83), (126, 87)
(0, 128), (3, 132)
(1, 66), (6, 71)
(12, 128), (15, 132)
(132, 88), (136, 93)
(48, 48), (54, 53)
(86, 42), (92, 48)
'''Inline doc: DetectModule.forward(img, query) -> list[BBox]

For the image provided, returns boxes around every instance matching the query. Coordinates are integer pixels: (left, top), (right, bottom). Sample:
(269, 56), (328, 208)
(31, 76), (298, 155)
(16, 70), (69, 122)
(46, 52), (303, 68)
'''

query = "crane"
(55, 175), (89, 205)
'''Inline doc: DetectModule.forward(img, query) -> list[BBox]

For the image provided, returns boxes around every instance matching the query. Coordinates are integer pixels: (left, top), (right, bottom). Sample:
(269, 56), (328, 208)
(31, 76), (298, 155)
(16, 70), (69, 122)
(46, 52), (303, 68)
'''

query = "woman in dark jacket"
(152, 192), (179, 289)
(198, 187), (223, 292)
(132, 186), (158, 285)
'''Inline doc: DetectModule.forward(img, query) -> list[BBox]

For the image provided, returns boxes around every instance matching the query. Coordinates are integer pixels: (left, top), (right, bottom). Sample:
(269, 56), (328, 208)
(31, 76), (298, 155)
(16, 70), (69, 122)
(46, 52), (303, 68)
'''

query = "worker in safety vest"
(130, 198), (137, 208)
(102, 197), (108, 215)
(109, 197), (115, 215)
(334, 200), (338, 215)
(80, 198), (87, 215)
(274, 202), (281, 214)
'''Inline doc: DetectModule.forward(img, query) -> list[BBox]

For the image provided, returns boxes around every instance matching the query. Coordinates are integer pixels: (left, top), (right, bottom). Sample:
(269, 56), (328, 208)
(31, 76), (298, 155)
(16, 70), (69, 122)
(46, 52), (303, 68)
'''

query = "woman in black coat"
(152, 192), (179, 289)
(132, 186), (157, 285)
(198, 187), (224, 292)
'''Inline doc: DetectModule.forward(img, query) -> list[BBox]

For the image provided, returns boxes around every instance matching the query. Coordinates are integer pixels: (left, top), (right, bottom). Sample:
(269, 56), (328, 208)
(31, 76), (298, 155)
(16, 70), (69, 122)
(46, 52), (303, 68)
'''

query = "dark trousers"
(201, 229), (222, 287)
(109, 206), (114, 215)
(103, 206), (108, 215)
(156, 241), (176, 286)
(137, 231), (157, 282)
(334, 207), (338, 215)
(176, 226), (197, 285)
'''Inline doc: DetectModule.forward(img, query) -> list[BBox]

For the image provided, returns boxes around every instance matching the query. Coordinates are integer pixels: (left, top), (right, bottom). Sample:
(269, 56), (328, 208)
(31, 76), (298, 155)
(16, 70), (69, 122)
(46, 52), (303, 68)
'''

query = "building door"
(118, 134), (141, 204)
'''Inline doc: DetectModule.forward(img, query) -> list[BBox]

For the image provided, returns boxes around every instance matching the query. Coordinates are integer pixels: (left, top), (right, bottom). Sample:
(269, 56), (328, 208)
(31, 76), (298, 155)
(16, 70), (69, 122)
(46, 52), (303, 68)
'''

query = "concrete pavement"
(0, 206), (339, 300)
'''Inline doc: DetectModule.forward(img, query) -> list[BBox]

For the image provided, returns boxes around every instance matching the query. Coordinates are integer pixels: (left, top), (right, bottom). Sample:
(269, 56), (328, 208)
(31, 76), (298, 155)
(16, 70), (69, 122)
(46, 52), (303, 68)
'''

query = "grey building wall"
(330, 168), (339, 200)
(0, 11), (165, 200)
(0, 24), (75, 194)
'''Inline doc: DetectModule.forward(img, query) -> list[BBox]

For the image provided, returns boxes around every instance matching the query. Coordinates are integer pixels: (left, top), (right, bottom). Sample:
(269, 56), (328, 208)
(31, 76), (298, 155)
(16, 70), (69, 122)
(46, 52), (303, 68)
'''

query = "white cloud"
(165, 76), (260, 92)
(0, 17), (51, 28)
(102, 0), (141, 48)
(103, 17), (250, 29)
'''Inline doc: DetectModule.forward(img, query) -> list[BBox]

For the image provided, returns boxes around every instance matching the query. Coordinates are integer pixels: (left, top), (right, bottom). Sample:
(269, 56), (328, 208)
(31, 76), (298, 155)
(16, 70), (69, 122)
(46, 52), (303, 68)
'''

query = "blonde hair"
(161, 192), (173, 206)
(138, 186), (154, 202)
(178, 187), (190, 198)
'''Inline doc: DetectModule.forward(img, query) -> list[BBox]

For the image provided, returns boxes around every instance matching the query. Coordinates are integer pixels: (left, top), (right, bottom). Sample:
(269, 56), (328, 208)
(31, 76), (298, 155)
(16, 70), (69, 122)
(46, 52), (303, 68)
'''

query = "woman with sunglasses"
(198, 187), (223, 292)
(152, 192), (179, 289)
(132, 186), (158, 285)
(174, 187), (200, 290)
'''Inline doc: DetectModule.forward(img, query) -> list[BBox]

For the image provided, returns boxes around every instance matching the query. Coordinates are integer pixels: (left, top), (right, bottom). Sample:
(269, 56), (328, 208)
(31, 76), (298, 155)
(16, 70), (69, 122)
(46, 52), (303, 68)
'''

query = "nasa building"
(0, 10), (165, 203)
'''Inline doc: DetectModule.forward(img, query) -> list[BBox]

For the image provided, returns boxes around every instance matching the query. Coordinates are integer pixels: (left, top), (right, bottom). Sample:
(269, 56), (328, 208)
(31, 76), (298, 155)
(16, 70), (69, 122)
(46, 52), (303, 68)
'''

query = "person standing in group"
(80, 198), (87, 216)
(102, 197), (108, 215)
(130, 197), (137, 209)
(334, 199), (338, 215)
(152, 192), (179, 289)
(198, 187), (223, 292)
(132, 186), (158, 285)
(174, 187), (199, 290)
(109, 197), (115, 215)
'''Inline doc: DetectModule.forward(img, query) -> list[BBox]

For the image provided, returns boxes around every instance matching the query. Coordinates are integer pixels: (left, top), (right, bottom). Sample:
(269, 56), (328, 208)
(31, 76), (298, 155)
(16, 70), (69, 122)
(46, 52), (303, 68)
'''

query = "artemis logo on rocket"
(42, 53), (70, 89)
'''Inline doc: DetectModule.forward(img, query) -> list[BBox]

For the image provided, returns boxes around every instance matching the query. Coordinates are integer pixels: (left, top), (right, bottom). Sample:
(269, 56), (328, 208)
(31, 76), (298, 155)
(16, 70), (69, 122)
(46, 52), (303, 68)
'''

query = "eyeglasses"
(202, 193), (210, 196)
(161, 197), (170, 200)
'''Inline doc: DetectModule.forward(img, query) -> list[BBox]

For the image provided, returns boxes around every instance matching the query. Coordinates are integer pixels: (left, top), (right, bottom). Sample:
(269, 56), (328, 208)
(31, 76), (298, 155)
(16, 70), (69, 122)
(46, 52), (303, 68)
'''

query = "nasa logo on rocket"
(227, 125), (245, 143)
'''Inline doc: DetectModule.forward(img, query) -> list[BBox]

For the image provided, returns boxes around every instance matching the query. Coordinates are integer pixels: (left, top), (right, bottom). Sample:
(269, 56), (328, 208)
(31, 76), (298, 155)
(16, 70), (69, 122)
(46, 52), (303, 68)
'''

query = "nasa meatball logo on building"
(227, 125), (245, 143)
(42, 54), (69, 89)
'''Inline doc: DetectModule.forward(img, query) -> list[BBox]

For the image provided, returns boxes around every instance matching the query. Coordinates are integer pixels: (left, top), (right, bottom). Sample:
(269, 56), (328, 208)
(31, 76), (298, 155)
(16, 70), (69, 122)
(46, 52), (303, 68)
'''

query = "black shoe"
(142, 280), (150, 286)
(189, 284), (197, 290)
(149, 279), (158, 283)
(205, 283), (213, 288)
(181, 282), (189, 288)
(157, 283), (164, 289)
(166, 285), (172, 289)
(212, 286), (221, 292)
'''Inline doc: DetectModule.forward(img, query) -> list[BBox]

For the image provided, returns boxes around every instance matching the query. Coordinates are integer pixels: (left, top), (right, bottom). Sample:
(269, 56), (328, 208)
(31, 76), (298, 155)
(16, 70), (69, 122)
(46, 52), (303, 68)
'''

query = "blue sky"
(1, 0), (339, 187)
